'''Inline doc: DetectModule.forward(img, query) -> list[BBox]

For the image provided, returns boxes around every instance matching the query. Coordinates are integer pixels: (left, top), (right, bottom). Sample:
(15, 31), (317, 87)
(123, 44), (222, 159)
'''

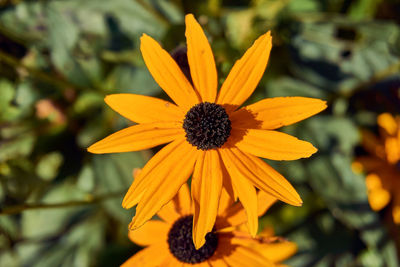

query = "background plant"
(0, 0), (399, 266)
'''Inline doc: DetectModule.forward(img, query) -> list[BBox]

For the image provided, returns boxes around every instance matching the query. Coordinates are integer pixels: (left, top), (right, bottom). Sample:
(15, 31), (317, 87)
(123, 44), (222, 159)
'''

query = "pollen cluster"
(167, 215), (218, 263)
(183, 102), (231, 150)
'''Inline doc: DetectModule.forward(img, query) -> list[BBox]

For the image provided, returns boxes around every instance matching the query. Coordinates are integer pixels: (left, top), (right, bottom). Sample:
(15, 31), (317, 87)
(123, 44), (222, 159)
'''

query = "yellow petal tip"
(128, 221), (137, 231)
(87, 145), (97, 154)
(121, 201), (129, 209)
(128, 218), (142, 231)
(294, 200), (303, 207)
(86, 143), (107, 154)
(193, 237), (206, 250)
(308, 145), (318, 157)
(121, 196), (136, 210)
(103, 95), (113, 104)
(185, 13), (195, 21)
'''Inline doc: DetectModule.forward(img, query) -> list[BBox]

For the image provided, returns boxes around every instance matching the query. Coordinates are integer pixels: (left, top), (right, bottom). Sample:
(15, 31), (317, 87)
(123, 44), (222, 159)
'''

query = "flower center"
(183, 102), (231, 150)
(167, 215), (218, 263)
(396, 161), (400, 172)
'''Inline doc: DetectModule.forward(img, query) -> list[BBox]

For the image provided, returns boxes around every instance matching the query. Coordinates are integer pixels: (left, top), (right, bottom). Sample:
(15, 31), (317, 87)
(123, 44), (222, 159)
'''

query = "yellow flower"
(122, 183), (297, 267)
(356, 113), (400, 224)
(88, 14), (326, 248)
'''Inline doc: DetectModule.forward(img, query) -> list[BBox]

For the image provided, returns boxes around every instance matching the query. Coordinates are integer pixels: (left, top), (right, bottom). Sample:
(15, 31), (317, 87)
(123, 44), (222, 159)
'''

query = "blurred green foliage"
(0, 0), (399, 266)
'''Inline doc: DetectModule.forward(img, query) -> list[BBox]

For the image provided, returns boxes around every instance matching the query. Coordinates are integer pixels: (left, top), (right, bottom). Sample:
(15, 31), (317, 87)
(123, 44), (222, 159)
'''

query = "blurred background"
(0, 0), (399, 266)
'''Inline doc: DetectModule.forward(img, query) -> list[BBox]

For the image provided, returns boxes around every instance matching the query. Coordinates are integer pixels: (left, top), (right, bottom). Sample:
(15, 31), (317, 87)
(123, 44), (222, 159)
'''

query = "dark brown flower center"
(183, 102), (231, 150)
(167, 215), (218, 263)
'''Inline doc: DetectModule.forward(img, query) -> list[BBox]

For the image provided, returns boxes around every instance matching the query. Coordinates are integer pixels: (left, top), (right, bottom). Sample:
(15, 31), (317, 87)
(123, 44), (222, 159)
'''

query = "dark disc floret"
(167, 215), (218, 263)
(396, 161), (400, 172)
(183, 102), (231, 150)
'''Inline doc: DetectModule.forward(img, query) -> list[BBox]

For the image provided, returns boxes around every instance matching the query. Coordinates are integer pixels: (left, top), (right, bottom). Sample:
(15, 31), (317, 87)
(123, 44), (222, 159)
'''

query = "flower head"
(356, 113), (400, 223)
(121, 183), (297, 266)
(88, 14), (326, 248)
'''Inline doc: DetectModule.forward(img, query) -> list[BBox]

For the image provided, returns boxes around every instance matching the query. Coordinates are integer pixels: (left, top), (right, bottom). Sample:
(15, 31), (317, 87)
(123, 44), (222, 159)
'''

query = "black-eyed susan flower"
(88, 14), (326, 248)
(121, 183), (297, 267)
(355, 113), (400, 223)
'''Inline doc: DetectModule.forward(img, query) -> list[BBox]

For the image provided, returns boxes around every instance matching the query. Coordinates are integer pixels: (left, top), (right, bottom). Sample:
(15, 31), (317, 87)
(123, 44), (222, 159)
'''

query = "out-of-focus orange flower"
(356, 113), (400, 224)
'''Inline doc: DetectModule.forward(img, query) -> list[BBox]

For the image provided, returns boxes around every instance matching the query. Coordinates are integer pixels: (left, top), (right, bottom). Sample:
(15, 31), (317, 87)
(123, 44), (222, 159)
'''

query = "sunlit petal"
(158, 183), (192, 223)
(185, 14), (217, 102)
(219, 149), (258, 236)
(140, 34), (200, 110)
(217, 32), (272, 107)
(87, 122), (183, 154)
(121, 243), (168, 267)
(128, 220), (169, 246)
(122, 138), (188, 209)
(192, 150), (223, 248)
(130, 142), (198, 230)
(105, 94), (184, 124)
(231, 97), (327, 130)
(234, 129), (317, 160)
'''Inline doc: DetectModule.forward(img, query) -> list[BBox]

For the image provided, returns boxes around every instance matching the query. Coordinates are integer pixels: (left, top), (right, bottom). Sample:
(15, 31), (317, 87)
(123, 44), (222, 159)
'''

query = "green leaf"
(92, 152), (145, 223)
(0, 79), (20, 122)
(77, 164), (95, 192)
(108, 66), (162, 96)
(21, 181), (88, 239)
(265, 77), (327, 98)
(0, 79), (14, 108)
(0, 133), (35, 162)
(35, 152), (64, 181)
(73, 91), (104, 115)
(289, 20), (400, 94)
(302, 116), (360, 153)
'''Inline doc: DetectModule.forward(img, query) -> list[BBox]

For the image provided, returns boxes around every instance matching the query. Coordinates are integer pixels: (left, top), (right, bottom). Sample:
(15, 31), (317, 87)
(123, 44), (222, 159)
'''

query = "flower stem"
(0, 191), (124, 215)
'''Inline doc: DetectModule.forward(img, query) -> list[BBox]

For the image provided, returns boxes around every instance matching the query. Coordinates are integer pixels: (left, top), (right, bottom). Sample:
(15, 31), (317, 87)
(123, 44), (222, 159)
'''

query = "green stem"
(0, 191), (124, 215)
(0, 50), (87, 91)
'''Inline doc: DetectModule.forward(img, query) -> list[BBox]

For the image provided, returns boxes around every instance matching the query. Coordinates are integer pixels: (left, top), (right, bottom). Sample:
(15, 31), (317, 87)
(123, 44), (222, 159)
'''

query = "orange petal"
(257, 191), (278, 216)
(223, 244), (273, 267)
(210, 238), (234, 265)
(366, 173), (391, 211)
(129, 142), (198, 230)
(355, 156), (387, 173)
(87, 122), (183, 154)
(384, 137), (400, 164)
(158, 183), (192, 223)
(256, 241), (298, 263)
(208, 257), (228, 267)
(224, 148), (302, 206)
(368, 188), (391, 211)
(128, 220), (169, 246)
(192, 150), (223, 249)
(185, 14), (217, 102)
(104, 94), (184, 124)
(361, 130), (385, 159)
(185, 262), (211, 267)
(392, 196), (400, 224)
(140, 34), (199, 110)
(234, 129), (317, 160)
(217, 189), (276, 229)
(217, 187), (235, 217)
(378, 113), (397, 135)
(219, 149), (258, 236)
(122, 138), (187, 209)
(231, 97), (327, 130)
(221, 159), (238, 202)
(217, 32), (272, 107)
(121, 243), (169, 267)
(160, 254), (184, 267)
